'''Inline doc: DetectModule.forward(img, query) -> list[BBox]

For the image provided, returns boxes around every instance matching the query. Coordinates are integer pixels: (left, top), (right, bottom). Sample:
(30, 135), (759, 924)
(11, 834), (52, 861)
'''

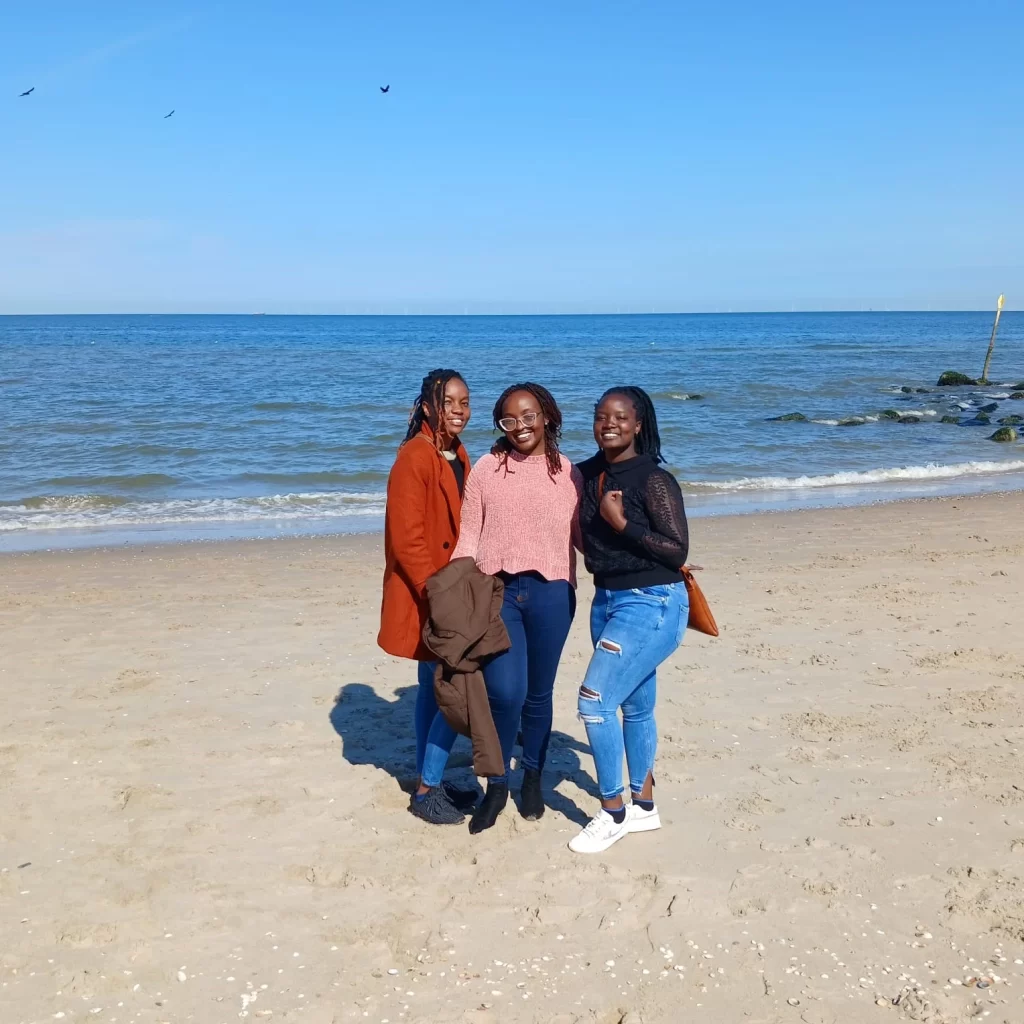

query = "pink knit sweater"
(452, 451), (583, 586)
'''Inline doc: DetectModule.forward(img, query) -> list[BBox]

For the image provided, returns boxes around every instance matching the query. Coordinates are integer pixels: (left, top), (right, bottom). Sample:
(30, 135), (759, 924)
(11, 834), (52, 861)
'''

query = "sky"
(1, 1), (1022, 314)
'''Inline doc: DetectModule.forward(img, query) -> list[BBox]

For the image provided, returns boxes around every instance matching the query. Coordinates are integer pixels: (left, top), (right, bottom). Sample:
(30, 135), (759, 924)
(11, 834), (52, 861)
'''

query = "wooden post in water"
(980, 294), (1005, 384)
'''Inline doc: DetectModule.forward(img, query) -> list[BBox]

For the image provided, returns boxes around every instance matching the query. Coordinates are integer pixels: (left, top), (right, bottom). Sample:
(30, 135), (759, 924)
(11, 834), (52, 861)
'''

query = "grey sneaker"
(409, 787), (466, 825)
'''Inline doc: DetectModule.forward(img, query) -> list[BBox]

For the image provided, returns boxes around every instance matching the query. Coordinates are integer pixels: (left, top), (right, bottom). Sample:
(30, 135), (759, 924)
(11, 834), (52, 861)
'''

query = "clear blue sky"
(2, 1), (1021, 313)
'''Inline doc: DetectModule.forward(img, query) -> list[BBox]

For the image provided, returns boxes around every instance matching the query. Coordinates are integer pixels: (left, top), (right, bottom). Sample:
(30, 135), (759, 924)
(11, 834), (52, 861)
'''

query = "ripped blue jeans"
(577, 583), (688, 799)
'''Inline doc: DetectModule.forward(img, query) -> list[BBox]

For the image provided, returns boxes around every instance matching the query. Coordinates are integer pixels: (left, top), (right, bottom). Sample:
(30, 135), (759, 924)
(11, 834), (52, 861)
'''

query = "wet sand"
(2, 492), (1023, 1024)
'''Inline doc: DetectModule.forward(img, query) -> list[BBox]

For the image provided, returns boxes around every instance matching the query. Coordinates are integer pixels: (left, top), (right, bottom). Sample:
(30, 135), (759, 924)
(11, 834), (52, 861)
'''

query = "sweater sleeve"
(387, 446), (436, 596)
(570, 464), (584, 553)
(620, 470), (690, 569)
(451, 461), (484, 563)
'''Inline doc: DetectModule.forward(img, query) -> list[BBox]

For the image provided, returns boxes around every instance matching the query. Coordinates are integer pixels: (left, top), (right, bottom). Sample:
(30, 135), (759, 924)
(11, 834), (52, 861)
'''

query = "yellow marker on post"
(980, 294), (1005, 384)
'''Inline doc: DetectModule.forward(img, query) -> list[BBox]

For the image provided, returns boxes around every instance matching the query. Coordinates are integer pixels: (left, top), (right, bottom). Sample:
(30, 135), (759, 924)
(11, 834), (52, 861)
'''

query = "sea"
(2, 312), (1023, 552)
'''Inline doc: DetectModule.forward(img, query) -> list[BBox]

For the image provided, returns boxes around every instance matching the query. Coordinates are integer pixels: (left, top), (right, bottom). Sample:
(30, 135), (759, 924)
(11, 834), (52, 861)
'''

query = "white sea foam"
(0, 491), (388, 532)
(688, 460), (1024, 492)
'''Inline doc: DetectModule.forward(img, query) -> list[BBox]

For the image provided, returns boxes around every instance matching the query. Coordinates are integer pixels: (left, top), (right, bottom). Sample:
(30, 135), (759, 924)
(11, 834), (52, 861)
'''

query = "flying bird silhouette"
(380, 85), (389, 93)
(164, 109), (175, 118)
(19, 87), (34, 97)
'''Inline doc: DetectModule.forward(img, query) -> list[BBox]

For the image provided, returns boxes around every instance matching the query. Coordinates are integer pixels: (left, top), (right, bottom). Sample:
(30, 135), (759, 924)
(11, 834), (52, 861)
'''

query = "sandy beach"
(2, 492), (1023, 1024)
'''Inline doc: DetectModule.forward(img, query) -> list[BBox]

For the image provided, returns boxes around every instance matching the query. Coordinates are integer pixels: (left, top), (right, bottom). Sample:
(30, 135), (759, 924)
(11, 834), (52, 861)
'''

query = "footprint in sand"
(735, 792), (784, 816)
(111, 668), (156, 693)
(725, 817), (760, 832)
(839, 813), (894, 828)
(728, 894), (771, 916)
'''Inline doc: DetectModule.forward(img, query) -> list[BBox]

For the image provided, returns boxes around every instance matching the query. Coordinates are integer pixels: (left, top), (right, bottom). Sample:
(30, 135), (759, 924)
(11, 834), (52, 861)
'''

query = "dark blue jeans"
(482, 572), (575, 784)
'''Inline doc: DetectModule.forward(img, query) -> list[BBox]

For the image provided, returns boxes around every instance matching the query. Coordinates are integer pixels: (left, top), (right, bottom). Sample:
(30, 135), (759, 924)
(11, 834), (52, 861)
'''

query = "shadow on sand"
(329, 682), (599, 825)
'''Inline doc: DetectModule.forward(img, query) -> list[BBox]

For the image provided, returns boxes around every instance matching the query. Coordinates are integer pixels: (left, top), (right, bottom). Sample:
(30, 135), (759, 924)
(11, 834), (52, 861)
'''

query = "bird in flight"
(19, 87), (34, 97)
(164, 109), (175, 118)
(380, 85), (390, 93)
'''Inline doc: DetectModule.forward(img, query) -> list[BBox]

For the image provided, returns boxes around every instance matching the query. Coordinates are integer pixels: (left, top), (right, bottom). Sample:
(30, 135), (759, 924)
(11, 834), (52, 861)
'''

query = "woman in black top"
(568, 386), (691, 854)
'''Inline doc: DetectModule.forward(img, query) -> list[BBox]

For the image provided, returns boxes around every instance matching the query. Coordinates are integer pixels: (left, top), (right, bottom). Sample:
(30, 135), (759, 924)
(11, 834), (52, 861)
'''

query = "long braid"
(491, 382), (564, 480)
(403, 368), (466, 453)
(599, 386), (664, 463)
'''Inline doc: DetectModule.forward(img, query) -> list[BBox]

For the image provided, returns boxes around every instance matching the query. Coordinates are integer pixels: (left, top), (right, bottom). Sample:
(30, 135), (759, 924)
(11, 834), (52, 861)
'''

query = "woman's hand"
(599, 489), (628, 532)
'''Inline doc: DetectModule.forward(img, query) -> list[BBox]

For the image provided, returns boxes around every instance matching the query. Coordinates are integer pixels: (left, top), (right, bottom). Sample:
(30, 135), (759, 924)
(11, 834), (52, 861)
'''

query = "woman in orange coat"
(378, 368), (477, 825)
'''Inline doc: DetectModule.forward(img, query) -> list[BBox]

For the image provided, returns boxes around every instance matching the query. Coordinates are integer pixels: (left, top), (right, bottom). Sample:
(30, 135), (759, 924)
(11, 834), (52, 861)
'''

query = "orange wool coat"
(377, 427), (472, 661)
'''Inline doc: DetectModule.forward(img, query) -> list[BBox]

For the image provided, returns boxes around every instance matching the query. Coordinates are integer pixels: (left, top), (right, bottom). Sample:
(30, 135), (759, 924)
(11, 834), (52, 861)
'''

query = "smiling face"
(593, 393), (640, 458)
(425, 377), (470, 443)
(499, 389), (547, 456)
(440, 377), (470, 438)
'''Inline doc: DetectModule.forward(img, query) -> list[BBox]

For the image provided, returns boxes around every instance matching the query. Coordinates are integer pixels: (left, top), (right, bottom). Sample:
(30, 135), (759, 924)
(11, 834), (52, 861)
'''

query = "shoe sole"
(568, 826), (629, 854)
(519, 801), (545, 821)
(628, 812), (662, 833)
(408, 803), (465, 826)
(411, 813), (465, 825)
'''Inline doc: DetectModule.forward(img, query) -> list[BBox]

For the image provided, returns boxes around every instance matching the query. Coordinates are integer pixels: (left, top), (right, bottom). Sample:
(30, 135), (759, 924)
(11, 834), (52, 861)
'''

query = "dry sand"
(2, 492), (1024, 1024)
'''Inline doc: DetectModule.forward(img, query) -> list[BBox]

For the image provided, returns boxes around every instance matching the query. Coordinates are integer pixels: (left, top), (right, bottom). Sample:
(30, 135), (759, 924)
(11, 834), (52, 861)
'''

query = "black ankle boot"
(519, 768), (544, 821)
(469, 783), (508, 834)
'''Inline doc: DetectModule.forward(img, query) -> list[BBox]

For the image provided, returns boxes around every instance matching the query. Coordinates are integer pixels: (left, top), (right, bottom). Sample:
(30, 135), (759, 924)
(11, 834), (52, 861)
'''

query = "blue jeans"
(415, 661), (459, 788)
(577, 583), (688, 800)
(482, 573), (576, 784)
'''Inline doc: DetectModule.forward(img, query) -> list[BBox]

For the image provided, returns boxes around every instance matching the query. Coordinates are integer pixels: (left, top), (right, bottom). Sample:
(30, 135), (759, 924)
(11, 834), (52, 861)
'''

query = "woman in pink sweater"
(452, 382), (582, 833)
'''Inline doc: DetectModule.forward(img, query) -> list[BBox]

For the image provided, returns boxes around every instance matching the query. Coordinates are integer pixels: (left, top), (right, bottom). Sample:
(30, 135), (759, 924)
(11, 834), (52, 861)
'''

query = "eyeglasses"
(498, 412), (540, 432)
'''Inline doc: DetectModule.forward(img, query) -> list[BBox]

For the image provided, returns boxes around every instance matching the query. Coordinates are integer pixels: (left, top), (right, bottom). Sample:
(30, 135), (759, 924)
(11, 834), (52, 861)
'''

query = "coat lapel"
(420, 425), (465, 532)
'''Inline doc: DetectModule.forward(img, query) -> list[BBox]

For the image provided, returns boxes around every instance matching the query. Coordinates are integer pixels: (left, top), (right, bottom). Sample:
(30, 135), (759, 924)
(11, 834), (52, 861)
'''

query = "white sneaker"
(627, 802), (662, 833)
(568, 809), (630, 854)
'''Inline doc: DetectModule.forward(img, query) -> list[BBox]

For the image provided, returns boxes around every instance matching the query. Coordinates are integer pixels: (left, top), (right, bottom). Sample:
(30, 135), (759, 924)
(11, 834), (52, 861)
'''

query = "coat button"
(443, 542), (450, 549)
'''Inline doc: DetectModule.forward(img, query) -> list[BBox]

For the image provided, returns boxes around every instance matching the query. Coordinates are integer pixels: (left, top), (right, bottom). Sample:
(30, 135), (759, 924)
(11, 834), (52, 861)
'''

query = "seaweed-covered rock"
(899, 416), (921, 424)
(999, 415), (1024, 426)
(989, 426), (1017, 442)
(1010, 392), (1024, 401)
(915, 387), (929, 393)
(939, 415), (961, 424)
(879, 409), (902, 420)
(685, 394), (705, 401)
(979, 402), (999, 414)
(969, 414), (992, 426)
(768, 413), (808, 422)
(838, 417), (866, 426)
(937, 371), (978, 386)
(900, 386), (914, 394)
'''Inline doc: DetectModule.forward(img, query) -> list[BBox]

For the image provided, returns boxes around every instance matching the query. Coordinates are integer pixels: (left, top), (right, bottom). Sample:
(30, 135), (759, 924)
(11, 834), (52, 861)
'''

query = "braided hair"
(598, 386), (665, 464)
(403, 368), (466, 453)
(491, 382), (564, 480)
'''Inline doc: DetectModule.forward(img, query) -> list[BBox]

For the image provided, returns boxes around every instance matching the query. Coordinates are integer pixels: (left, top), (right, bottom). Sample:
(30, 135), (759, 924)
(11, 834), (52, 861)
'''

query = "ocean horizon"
(2, 311), (1023, 552)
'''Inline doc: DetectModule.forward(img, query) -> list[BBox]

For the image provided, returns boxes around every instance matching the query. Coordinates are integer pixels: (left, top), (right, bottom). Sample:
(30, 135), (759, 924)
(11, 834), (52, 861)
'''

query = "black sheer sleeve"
(620, 470), (689, 569)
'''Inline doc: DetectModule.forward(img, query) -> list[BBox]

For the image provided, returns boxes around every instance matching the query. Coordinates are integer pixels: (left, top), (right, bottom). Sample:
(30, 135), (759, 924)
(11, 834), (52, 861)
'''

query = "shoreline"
(3, 476), (1024, 555)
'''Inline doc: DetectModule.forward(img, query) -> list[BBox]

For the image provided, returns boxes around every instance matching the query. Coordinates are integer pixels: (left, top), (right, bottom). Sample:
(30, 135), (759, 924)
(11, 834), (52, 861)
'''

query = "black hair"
(403, 368), (466, 452)
(597, 385), (664, 463)
(491, 381), (563, 479)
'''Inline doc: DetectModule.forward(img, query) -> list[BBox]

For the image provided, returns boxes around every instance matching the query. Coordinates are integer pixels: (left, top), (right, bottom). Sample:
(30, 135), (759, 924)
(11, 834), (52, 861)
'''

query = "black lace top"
(577, 453), (689, 591)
